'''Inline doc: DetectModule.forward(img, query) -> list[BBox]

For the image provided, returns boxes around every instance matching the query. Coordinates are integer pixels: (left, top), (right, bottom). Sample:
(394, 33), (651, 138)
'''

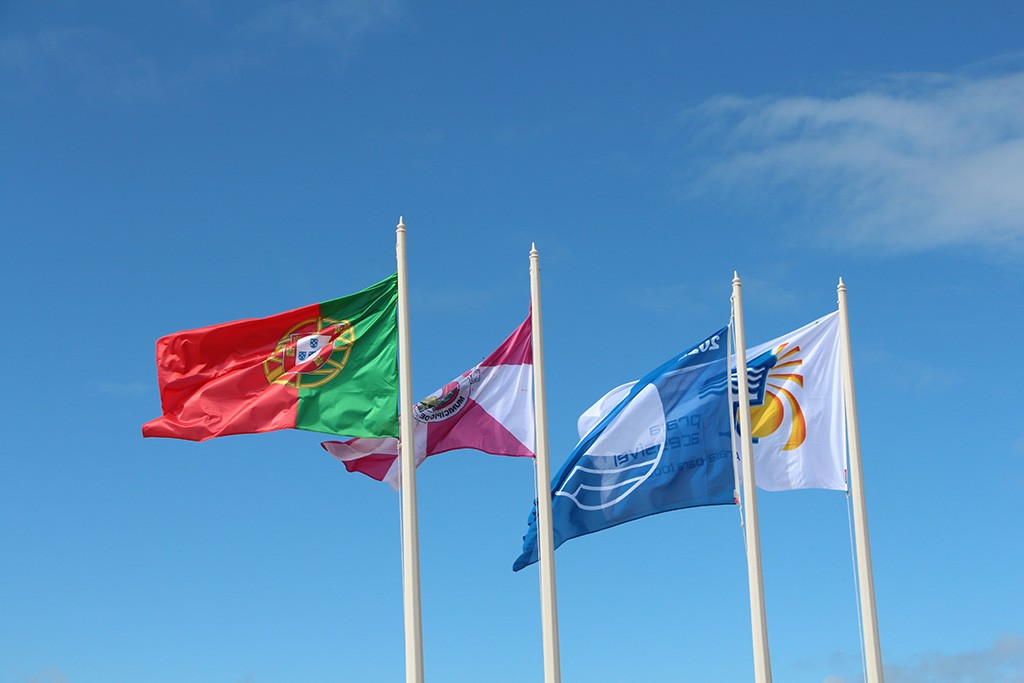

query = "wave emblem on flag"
(514, 326), (738, 571)
(323, 314), (535, 488)
(555, 384), (666, 510)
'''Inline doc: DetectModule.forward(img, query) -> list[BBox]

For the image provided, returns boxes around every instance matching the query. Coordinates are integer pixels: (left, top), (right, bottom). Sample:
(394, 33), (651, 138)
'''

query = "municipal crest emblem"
(263, 317), (355, 389)
(413, 369), (481, 423)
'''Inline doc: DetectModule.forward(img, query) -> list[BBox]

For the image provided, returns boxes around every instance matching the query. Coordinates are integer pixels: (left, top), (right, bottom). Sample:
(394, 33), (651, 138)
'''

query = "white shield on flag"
(285, 333), (333, 373)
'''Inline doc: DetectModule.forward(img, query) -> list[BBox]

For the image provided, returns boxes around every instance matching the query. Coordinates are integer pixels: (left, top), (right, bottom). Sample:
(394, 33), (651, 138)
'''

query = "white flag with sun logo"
(740, 311), (847, 491)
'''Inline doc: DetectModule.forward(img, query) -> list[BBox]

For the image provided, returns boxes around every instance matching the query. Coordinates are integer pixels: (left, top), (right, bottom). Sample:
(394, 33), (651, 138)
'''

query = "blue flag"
(514, 326), (736, 571)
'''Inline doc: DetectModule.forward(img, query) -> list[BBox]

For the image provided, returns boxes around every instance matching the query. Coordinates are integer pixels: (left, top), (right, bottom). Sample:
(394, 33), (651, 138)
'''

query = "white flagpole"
(732, 272), (773, 683)
(727, 312), (742, 507)
(530, 243), (562, 683)
(837, 278), (884, 683)
(396, 217), (425, 683)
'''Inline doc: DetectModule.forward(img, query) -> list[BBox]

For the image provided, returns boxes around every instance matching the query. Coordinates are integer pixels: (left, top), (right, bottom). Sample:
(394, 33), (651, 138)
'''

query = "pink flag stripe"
(322, 437), (399, 481)
(469, 363), (534, 453)
(479, 312), (532, 367)
(322, 313), (535, 488)
(424, 397), (533, 457)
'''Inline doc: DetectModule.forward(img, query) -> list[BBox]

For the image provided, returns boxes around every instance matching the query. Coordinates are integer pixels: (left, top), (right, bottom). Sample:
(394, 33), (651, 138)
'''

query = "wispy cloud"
(0, 0), (404, 103)
(240, 0), (402, 46)
(681, 69), (1024, 258)
(856, 348), (958, 393)
(0, 26), (164, 102)
(410, 286), (499, 313)
(622, 282), (705, 314)
(23, 668), (68, 683)
(819, 634), (1024, 683)
(620, 266), (803, 316)
(886, 633), (1024, 683)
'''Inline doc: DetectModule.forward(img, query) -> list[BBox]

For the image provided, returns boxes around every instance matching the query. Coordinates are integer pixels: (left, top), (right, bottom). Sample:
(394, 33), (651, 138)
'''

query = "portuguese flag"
(143, 274), (399, 442)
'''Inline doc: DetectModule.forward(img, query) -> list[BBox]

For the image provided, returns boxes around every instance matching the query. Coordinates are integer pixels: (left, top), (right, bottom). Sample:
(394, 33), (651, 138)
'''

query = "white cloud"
(0, 25), (166, 102)
(24, 668), (68, 683)
(683, 70), (1024, 257)
(0, 0), (404, 102)
(884, 633), (1024, 682)
(411, 286), (499, 312)
(813, 635), (1024, 682)
(622, 282), (704, 314)
(855, 347), (957, 393)
(241, 0), (402, 46)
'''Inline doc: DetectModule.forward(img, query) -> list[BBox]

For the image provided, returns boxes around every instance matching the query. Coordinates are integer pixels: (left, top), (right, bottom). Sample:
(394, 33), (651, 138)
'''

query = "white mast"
(838, 278), (884, 682)
(396, 217), (425, 683)
(530, 243), (562, 683)
(732, 272), (773, 683)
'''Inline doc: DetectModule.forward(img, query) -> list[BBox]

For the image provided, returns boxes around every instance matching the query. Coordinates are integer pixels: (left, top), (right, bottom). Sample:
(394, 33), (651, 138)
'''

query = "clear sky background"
(2, 2), (1023, 682)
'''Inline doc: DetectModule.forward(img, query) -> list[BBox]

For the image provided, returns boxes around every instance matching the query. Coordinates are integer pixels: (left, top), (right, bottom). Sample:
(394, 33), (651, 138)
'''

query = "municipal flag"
(514, 327), (736, 571)
(323, 314), (535, 488)
(142, 274), (399, 441)
(740, 311), (846, 491)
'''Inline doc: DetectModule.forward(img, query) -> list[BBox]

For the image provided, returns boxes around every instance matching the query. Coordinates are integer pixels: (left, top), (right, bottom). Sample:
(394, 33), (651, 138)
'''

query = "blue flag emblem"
(514, 326), (736, 571)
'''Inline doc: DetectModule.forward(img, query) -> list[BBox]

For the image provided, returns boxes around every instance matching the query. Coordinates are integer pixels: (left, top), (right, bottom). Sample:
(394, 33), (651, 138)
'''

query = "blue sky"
(2, 2), (1023, 682)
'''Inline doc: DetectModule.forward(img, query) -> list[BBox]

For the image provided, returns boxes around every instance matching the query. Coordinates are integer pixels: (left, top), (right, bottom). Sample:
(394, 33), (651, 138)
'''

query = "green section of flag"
(295, 273), (399, 438)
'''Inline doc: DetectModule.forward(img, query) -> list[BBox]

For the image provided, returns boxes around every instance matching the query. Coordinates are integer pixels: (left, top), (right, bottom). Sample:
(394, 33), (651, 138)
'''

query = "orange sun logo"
(748, 343), (806, 450)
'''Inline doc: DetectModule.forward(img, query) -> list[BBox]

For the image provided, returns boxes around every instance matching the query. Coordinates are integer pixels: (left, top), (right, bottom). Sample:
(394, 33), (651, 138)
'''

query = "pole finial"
(733, 271), (741, 286)
(838, 276), (846, 294)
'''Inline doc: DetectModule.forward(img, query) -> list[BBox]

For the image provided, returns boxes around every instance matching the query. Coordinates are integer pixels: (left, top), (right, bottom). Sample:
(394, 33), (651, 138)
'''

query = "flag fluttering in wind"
(142, 274), (399, 441)
(514, 326), (736, 571)
(323, 314), (535, 488)
(740, 311), (846, 491)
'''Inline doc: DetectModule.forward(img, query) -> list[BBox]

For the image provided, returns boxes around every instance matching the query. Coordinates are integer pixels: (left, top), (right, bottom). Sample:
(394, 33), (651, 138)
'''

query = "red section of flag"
(142, 303), (319, 441)
(479, 313), (532, 367)
(339, 451), (394, 480)
(423, 398), (533, 457)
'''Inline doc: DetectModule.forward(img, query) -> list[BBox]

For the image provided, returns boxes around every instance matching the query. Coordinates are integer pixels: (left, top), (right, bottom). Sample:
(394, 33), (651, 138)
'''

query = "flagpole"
(530, 243), (562, 683)
(732, 272), (773, 683)
(396, 217), (425, 683)
(837, 278), (884, 683)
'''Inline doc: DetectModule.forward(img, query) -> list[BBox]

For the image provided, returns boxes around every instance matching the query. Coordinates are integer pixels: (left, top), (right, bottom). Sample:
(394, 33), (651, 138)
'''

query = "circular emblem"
(743, 342), (807, 451)
(263, 317), (355, 389)
(413, 369), (479, 423)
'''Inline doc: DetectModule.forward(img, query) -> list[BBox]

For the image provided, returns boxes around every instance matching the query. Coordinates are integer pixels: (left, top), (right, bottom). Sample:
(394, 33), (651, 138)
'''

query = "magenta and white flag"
(322, 315), (535, 488)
